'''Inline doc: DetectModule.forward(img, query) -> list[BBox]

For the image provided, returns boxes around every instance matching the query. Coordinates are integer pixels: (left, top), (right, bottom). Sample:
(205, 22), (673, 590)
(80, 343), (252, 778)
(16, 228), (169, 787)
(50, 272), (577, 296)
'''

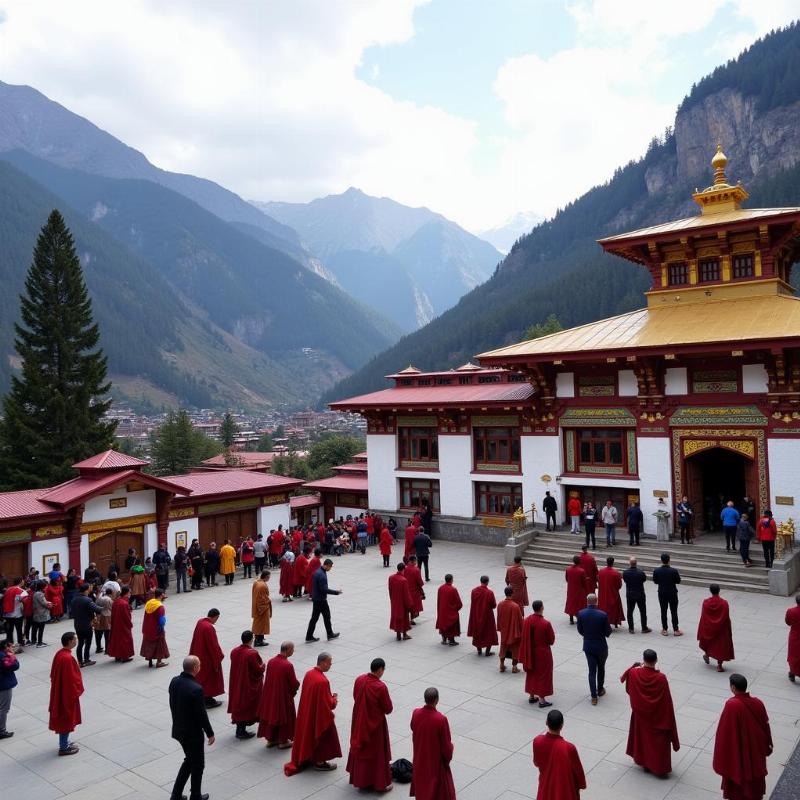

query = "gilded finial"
(711, 142), (728, 187)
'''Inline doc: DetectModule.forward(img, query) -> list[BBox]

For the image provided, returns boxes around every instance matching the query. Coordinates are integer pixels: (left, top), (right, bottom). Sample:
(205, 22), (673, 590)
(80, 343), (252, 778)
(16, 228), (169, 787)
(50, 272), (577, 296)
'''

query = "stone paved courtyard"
(2, 541), (799, 800)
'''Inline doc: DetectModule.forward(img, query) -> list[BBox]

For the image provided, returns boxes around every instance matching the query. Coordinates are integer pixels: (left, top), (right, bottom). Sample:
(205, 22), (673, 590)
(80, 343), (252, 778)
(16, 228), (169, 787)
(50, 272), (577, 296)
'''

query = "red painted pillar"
(67, 505), (84, 573)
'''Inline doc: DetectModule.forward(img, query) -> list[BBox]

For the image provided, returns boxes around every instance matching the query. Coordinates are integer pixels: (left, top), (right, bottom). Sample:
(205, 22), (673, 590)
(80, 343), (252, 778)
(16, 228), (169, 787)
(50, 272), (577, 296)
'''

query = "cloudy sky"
(0, 1), (796, 231)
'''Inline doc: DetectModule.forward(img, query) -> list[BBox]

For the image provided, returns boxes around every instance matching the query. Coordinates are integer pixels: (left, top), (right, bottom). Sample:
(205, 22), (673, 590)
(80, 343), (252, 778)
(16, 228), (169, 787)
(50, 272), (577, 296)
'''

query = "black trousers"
(762, 540), (775, 568)
(243, 563), (253, 578)
(585, 650), (607, 698)
(76, 630), (93, 663)
(739, 538), (751, 564)
(659, 595), (679, 631)
(545, 511), (556, 530)
(3, 617), (23, 645)
(679, 522), (692, 543)
(157, 572), (169, 591)
(724, 526), (737, 551)
(95, 629), (109, 650)
(171, 735), (205, 800)
(254, 557), (266, 573)
(31, 619), (46, 645)
(306, 600), (333, 639)
(628, 524), (640, 545)
(626, 597), (647, 631)
(584, 524), (596, 549)
(382, 554), (390, 567)
(417, 555), (430, 581)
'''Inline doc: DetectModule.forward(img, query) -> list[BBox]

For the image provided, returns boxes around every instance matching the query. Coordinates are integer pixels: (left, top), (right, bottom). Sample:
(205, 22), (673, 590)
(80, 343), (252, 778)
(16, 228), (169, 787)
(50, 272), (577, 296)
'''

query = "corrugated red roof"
(332, 463), (368, 474)
(201, 452), (277, 466)
(0, 489), (59, 520)
(73, 450), (149, 470)
(290, 494), (322, 509)
(330, 382), (534, 409)
(302, 475), (369, 493)
(40, 470), (190, 509)
(167, 470), (303, 499)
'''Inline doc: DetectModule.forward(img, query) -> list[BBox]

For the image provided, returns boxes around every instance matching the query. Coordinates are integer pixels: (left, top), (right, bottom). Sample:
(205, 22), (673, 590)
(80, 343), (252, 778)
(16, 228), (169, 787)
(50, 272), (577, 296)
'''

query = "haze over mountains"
(478, 210), (545, 254)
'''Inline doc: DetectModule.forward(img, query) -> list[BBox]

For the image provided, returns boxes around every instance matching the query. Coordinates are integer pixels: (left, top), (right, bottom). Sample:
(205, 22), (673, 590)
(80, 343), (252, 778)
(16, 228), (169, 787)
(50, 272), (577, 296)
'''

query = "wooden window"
(478, 374), (501, 383)
(398, 378), (412, 386)
(699, 258), (720, 282)
(577, 428), (624, 467)
(732, 253), (754, 279)
(668, 262), (688, 286)
(399, 478), (440, 512)
(417, 379), (431, 386)
(435, 378), (452, 385)
(473, 427), (521, 469)
(507, 374), (527, 382)
(459, 376), (472, 385)
(475, 482), (522, 516)
(398, 427), (439, 466)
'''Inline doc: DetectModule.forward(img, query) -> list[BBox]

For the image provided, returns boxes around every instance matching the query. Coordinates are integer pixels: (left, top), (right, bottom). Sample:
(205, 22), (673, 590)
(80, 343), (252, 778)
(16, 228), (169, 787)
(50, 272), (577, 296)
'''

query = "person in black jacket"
(622, 557), (651, 634)
(576, 594), (611, 705)
(305, 559), (342, 643)
(71, 585), (102, 667)
(652, 553), (683, 637)
(169, 655), (215, 800)
(413, 527), (433, 582)
(627, 502), (644, 546)
(542, 491), (557, 531)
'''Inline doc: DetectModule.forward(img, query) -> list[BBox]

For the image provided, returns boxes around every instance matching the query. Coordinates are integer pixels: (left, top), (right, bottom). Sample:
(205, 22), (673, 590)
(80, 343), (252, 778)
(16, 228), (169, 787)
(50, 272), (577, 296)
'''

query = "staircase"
(520, 528), (770, 593)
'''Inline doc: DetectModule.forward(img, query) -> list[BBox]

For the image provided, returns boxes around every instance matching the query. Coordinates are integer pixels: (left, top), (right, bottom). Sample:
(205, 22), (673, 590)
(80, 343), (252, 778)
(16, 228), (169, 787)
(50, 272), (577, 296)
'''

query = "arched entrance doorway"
(89, 528), (143, 577)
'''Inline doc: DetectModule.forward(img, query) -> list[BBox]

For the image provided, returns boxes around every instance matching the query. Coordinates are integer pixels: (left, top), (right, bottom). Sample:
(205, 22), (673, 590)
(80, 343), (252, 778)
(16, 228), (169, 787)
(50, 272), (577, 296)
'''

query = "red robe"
(405, 563), (425, 616)
(305, 557), (321, 595)
(293, 553), (308, 590)
(106, 596), (134, 659)
(597, 567), (625, 626)
(227, 644), (265, 723)
(497, 597), (523, 661)
(787, 605), (800, 675)
(346, 673), (393, 790)
(697, 595), (735, 663)
(258, 653), (300, 743)
(504, 564), (529, 609)
(189, 618), (225, 698)
(436, 583), (462, 638)
(564, 565), (587, 617)
(279, 557), (294, 598)
(291, 530), (303, 554)
(404, 524), (418, 559)
(379, 528), (394, 557)
(533, 732), (587, 799)
(410, 705), (456, 800)
(270, 530), (286, 558)
(518, 614), (555, 697)
(388, 572), (413, 633)
(49, 648), (84, 733)
(467, 584), (498, 649)
(45, 583), (64, 618)
(620, 664), (680, 776)
(578, 553), (598, 594)
(284, 667), (342, 775)
(140, 601), (169, 660)
(713, 693), (772, 800)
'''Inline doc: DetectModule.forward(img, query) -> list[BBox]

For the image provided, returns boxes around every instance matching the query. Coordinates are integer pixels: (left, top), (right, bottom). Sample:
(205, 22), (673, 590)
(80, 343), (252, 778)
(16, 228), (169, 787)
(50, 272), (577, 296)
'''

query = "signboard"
(109, 497), (128, 509)
(169, 507), (196, 520)
(652, 490), (669, 498)
(34, 524), (66, 539)
(775, 496), (794, 506)
(540, 474), (552, 483)
(482, 517), (512, 528)
(262, 494), (287, 506)
(175, 531), (188, 549)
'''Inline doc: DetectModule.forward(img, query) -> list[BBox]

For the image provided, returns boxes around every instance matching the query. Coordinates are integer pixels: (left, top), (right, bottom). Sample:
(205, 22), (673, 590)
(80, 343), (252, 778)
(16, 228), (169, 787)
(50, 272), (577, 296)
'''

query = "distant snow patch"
(90, 202), (108, 222)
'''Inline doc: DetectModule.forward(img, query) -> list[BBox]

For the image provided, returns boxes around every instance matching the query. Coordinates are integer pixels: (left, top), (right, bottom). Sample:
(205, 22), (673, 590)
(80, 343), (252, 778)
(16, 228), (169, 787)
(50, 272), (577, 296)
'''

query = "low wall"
(374, 509), (515, 548)
(768, 546), (800, 596)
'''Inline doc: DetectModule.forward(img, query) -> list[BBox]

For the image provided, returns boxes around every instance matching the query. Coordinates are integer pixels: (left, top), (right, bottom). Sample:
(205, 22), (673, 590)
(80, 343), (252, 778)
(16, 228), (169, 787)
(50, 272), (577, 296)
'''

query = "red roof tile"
(290, 494), (322, 509)
(302, 475), (369, 493)
(0, 489), (59, 520)
(166, 470), (303, 499)
(330, 382), (534, 409)
(72, 450), (150, 470)
(332, 463), (368, 474)
(39, 470), (190, 509)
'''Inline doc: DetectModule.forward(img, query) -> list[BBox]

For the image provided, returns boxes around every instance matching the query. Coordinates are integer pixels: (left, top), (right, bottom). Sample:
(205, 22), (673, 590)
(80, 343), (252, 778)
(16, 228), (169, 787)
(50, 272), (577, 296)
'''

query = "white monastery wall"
(618, 369), (638, 396)
(366, 434), (397, 510)
(258, 503), (291, 535)
(438, 435), (473, 517)
(145, 522), (158, 556)
(167, 516), (199, 551)
(80, 535), (89, 569)
(664, 367), (688, 395)
(82, 486), (156, 523)
(31, 536), (67, 574)
(334, 505), (364, 520)
(556, 372), (575, 398)
(767, 439), (800, 523)
(521, 435), (561, 518)
(637, 436), (673, 534)
(742, 364), (769, 393)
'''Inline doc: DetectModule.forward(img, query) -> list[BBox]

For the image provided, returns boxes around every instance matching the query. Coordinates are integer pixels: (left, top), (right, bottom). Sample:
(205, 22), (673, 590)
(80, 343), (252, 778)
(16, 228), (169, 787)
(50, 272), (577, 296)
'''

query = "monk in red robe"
(436, 574), (462, 645)
(405, 556), (425, 622)
(228, 630), (265, 739)
(304, 549), (322, 598)
(697, 584), (735, 671)
(388, 562), (413, 640)
(533, 709), (587, 799)
(467, 575), (498, 656)
(49, 631), (83, 756)
(578, 546), (598, 594)
(291, 529), (303, 554)
(519, 600), (556, 707)
(713, 673), (773, 800)
(258, 641), (300, 748)
(410, 687), (456, 800)
(284, 651), (341, 774)
(293, 550), (308, 598)
(346, 658), (393, 792)
(564, 556), (587, 624)
(787, 594), (800, 682)
(279, 552), (295, 601)
(505, 556), (529, 609)
(497, 586), (523, 673)
(189, 609), (225, 707)
(106, 586), (134, 662)
(620, 649), (680, 777)
(597, 556), (625, 628)
(404, 521), (418, 560)
(379, 526), (394, 567)
(140, 588), (169, 668)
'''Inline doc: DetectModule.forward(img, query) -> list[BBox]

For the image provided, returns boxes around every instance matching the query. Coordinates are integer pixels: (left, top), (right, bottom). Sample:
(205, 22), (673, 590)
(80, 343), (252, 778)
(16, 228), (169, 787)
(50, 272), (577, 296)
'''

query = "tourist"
(721, 500), (741, 552)
(543, 491), (557, 531)
(583, 502), (597, 549)
(356, 515), (368, 553)
(577, 594), (611, 706)
(124, 547), (138, 574)
(676, 496), (693, 544)
(293, 548), (308, 598)
(100, 570), (121, 598)
(2, 577), (26, 650)
(697, 584), (734, 672)
(736, 512), (756, 566)
(532, 709), (587, 799)
(241, 536), (255, 578)
(379, 525), (393, 567)
(106, 586), (134, 662)
(49, 631), (83, 756)
(653, 553), (682, 636)
(83, 562), (101, 586)
(505, 555), (529, 609)
(414, 526), (433, 582)
(279, 550), (295, 601)
(251, 570), (272, 647)
(627, 502), (644, 546)
(410, 687), (456, 800)
(63, 568), (80, 616)
(519, 600), (555, 707)
(568, 493), (582, 534)
(346, 658), (393, 792)
(0, 639), (19, 739)
(713, 673), (772, 800)
(219, 539), (237, 585)
(467, 575), (498, 656)
(257, 641), (300, 748)
(388, 562), (413, 641)
(168, 655), (215, 800)
(140, 588), (169, 668)
(578, 545), (598, 594)
(564, 555), (587, 625)
(253, 533), (268, 573)
(757, 509), (777, 569)
(305, 558), (342, 643)
(189, 609), (225, 708)
(128, 563), (147, 608)
(597, 556), (625, 628)
(305, 548), (322, 598)
(21, 582), (33, 645)
(436, 574), (463, 646)
(153, 543), (172, 592)
(45, 576), (64, 620)
(497, 586), (523, 674)
(188, 541), (204, 590)
(785, 594), (800, 683)
(31, 580), (52, 647)
(173, 546), (189, 593)
(93, 587), (114, 654)
(620, 649), (680, 778)
(405, 555), (425, 623)
(284, 652), (341, 774)
(228, 630), (265, 739)
(623, 557), (651, 633)
(601, 500), (618, 546)
(71, 584), (101, 667)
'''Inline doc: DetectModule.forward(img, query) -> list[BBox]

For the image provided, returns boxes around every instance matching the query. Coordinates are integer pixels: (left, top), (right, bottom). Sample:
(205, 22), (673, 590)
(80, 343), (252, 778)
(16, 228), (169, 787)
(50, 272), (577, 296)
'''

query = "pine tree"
(149, 409), (221, 476)
(219, 412), (238, 449)
(0, 210), (116, 489)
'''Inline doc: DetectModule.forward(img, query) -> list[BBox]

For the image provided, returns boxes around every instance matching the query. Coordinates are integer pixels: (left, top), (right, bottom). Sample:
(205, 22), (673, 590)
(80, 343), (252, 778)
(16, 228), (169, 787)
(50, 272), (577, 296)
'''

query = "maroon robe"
(436, 583), (462, 638)
(279, 557), (294, 598)
(787, 605), (800, 675)
(505, 564), (529, 609)
(518, 613), (555, 697)
(305, 557), (321, 595)
(189, 618), (225, 698)
(578, 552), (598, 594)
(404, 524), (418, 560)
(533, 732), (587, 800)
(564, 565), (587, 617)
(497, 597), (523, 661)
(388, 572), (413, 633)
(258, 653), (300, 743)
(410, 705), (456, 800)
(467, 584), (498, 649)
(405, 563), (425, 616)
(106, 596), (134, 659)
(379, 528), (394, 557)
(697, 595), (735, 663)
(49, 648), (84, 733)
(140, 601), (169, 660)
(284, 667), (342, 775)
(293, 553), (308, 591)
(713, 693), (772, 800)
(346, 673), (393, 790)
(620, 664), (680, 776)
(227, 644), (265, 723)
(597, 567), (625, 626)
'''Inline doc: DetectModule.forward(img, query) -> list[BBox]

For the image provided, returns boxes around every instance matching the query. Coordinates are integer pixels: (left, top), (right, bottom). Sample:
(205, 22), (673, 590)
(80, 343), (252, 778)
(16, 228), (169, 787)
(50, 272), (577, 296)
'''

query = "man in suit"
(543, 491), (557, 531)
(652, 553), (683, 637)
(622, 557), (651, 634)
(413, 527), (433, 582)
(577, 594), (611, 705)
(305, 559), (342, 643)
(169, 655), (214, 800)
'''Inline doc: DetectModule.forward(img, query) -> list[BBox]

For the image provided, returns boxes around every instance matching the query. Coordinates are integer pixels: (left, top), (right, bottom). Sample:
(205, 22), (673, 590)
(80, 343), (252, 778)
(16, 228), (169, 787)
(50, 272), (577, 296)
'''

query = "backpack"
(391, 758), (413, 783)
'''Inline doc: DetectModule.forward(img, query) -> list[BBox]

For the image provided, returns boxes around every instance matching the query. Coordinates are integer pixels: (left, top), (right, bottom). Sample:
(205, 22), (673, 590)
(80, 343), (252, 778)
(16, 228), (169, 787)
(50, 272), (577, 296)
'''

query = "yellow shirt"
(219, 544), (237, 575)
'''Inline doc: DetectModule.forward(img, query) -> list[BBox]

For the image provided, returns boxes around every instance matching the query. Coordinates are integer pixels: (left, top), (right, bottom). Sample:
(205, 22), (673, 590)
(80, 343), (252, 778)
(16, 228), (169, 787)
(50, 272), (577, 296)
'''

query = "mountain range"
(478, 211), (545, 253)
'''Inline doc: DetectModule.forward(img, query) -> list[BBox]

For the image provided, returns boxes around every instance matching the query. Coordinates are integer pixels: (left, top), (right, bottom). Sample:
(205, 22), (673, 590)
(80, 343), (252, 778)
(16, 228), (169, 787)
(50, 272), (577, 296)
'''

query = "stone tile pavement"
(2, 541), (799, 799)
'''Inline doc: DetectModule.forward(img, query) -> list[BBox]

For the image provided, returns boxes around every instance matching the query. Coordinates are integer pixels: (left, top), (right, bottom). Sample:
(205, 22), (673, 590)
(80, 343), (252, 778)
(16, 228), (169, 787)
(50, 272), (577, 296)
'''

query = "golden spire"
(692, 142), (747, 215)
(711, 143), (729, 187)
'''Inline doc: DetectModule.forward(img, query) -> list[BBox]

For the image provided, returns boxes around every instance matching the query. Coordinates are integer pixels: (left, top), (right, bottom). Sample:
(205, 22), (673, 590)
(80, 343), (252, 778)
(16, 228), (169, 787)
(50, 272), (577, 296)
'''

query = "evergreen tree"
(219, 412), (238, 448)
(524, 314), (563, 341)
(0, 210), (116, 489)
(251, 432), (274, 452)
(149, 409), (221, 476)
